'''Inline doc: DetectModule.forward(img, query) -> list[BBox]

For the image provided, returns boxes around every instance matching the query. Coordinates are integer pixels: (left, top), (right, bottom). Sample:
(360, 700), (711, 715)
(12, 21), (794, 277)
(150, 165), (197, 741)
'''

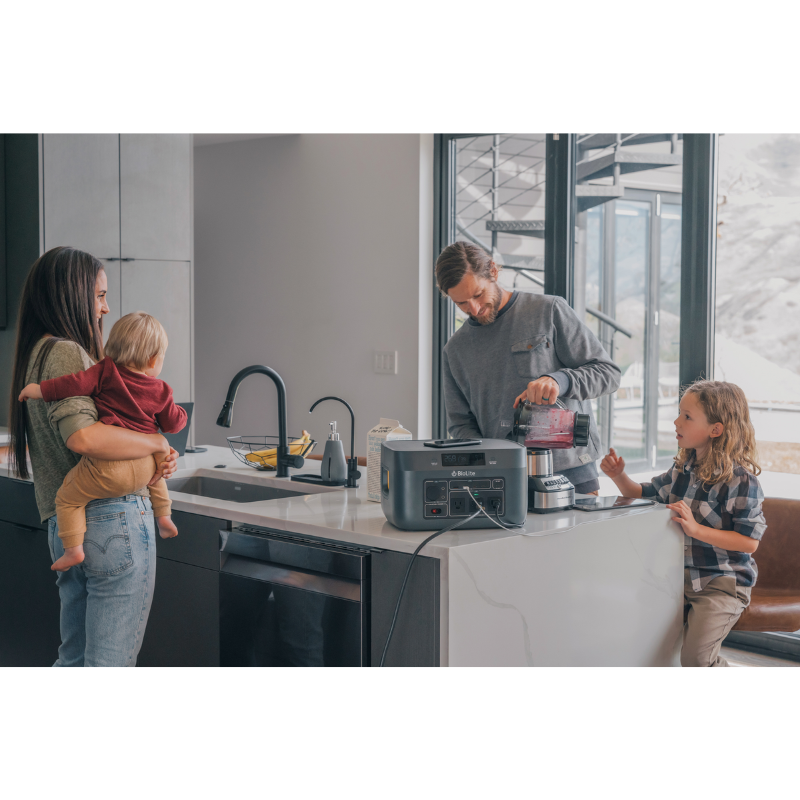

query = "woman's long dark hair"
(8, 246), (105, 479)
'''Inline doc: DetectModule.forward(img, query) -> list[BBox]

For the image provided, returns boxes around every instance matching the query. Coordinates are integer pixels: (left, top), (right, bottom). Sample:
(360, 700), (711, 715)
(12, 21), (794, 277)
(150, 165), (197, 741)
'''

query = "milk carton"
(367, 418), (412, 502)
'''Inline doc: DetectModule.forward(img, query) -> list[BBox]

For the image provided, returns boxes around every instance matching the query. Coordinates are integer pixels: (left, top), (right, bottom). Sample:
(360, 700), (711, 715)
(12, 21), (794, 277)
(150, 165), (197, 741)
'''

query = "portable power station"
(380, 439), (528, 531)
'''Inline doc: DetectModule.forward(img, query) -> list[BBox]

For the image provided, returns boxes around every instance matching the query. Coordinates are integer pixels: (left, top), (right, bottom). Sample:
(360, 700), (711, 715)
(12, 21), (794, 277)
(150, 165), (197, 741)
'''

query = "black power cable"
(379, 508), (481, 667)
(379, 490), (527, 666)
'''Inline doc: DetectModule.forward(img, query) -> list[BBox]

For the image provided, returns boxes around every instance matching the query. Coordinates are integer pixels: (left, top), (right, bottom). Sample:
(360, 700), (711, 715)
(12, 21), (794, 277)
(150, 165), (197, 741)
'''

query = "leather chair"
(733, 497), (800, 632)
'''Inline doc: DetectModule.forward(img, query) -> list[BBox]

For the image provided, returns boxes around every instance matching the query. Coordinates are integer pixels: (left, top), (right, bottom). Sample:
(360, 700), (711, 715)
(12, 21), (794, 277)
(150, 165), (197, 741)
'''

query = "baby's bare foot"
(51, 545), (85, 572)
(157, 516), (179, 539)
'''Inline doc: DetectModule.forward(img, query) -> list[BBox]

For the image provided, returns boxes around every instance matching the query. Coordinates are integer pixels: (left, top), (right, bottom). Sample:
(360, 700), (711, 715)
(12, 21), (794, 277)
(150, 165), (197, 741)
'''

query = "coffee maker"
(508, 400), (590, 513)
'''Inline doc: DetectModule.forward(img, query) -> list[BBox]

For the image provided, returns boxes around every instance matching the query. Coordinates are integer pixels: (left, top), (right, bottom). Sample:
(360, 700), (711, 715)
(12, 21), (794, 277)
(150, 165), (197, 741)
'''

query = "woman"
(8, 246), (179, 667)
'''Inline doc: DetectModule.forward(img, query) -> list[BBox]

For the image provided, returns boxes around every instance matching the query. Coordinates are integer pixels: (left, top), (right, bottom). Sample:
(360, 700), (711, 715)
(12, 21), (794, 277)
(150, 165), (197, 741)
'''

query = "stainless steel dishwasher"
(219, 525), (372, 666)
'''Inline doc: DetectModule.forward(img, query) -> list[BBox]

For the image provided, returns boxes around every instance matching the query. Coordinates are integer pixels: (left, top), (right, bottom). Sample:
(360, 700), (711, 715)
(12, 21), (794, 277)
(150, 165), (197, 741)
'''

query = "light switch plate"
(373, 350), (398, 374)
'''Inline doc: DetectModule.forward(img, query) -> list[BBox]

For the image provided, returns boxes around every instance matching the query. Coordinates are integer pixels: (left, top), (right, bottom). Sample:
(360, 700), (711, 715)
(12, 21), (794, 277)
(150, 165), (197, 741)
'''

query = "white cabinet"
(40, 135), (193, 403)
(121, 261), (191, 403)
(42, 135), (120, 257)
(120, 135), (192, 262)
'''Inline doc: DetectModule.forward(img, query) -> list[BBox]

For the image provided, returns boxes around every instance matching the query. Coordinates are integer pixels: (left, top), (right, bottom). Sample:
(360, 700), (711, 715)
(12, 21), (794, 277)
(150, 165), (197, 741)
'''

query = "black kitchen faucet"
(216, 365), (304, 478)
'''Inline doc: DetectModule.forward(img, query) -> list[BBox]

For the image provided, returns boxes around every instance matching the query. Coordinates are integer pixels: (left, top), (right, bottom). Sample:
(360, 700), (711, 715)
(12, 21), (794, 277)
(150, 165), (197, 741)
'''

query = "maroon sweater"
(40, 357), (187, 435)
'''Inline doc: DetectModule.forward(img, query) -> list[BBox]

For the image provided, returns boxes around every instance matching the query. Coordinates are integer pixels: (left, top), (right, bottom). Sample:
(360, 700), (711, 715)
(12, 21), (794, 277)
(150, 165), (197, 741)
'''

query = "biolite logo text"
(452, 470), (476, 477)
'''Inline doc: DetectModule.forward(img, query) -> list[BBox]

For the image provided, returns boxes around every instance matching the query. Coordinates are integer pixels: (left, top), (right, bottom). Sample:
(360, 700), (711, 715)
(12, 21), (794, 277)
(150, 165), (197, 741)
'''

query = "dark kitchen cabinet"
(156, 510), (226, 570)
(137, 557), (220, 667)
(370, 549), (439, 667)
(0, 519), (61, 666)
(0, 478), (61, 667)
(137, 511), (227, 667)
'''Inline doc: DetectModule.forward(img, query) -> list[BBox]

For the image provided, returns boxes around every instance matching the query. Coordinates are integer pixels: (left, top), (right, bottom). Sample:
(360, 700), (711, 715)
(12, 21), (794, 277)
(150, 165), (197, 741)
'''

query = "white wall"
(193, 134), (433, 456)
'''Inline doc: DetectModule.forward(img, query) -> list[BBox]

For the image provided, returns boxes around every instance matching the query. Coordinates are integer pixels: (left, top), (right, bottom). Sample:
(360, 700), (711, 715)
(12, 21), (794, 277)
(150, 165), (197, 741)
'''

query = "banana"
(245, 430), (313, 469)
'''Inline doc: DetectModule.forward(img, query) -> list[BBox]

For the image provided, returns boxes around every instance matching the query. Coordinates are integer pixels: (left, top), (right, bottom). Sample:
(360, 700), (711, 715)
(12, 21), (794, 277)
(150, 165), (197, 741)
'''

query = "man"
(437, 241), (621, 494)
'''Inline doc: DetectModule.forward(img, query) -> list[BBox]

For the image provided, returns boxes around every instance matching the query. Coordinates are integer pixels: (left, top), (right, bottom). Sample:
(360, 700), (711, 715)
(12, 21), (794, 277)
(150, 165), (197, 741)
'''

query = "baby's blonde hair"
(675, 379), (760, 484)
(104, 311), (168, 371)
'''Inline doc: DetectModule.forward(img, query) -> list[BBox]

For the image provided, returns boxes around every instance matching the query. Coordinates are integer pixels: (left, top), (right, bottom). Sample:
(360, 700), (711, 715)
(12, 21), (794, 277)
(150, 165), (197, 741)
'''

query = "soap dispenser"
(321, 421), (348, 485)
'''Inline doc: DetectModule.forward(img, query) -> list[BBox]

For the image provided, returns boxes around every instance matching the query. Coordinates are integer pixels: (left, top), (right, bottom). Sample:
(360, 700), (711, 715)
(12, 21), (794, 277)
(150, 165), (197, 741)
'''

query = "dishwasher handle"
(223, 527), (368, 580)
(221, 554), (361, 602)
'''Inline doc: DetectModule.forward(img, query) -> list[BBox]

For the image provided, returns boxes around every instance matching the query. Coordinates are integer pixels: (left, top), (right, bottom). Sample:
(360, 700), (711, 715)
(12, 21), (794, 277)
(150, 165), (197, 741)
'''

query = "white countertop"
(0, 443), (671, 558)
(165, 445), (670, 558)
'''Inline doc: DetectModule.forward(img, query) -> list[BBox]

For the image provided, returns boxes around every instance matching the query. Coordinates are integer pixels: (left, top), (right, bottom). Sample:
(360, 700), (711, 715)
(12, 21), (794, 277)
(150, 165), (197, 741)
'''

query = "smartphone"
(573, 496), (655, 512)
(423, 439), (483, 448)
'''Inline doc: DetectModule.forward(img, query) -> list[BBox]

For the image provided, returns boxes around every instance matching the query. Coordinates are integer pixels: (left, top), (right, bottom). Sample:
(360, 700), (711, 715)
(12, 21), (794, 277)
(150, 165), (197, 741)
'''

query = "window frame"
(433, 133), (720, 443)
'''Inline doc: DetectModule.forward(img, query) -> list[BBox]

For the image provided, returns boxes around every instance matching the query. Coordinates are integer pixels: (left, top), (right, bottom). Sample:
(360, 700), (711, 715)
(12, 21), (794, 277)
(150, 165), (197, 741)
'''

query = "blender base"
(528, 476), (575, 513)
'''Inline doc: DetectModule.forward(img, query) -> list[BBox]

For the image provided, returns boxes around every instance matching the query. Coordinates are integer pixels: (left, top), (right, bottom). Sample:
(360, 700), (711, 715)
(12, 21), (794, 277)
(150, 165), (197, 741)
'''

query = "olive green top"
(24, 337), (147, 523)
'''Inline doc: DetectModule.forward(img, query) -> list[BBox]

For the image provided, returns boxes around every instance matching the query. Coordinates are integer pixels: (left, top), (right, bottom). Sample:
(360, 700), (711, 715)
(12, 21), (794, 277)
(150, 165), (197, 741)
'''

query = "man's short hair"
(435, 241), (495, 295)
(104, 311), (168, 370)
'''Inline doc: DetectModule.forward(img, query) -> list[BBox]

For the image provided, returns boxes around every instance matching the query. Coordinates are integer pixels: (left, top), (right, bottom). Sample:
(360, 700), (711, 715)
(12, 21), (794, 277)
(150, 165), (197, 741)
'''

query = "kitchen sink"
(165, 475), (307, 503)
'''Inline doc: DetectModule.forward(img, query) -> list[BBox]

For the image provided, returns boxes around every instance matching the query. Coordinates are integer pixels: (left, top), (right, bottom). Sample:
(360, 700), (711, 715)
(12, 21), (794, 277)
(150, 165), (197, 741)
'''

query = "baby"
(19, 311), (187, 572)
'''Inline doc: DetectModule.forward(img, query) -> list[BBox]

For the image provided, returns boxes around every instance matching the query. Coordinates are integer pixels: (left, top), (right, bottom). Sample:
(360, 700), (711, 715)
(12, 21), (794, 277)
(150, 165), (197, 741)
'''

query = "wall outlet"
(373, 350), (398, 375)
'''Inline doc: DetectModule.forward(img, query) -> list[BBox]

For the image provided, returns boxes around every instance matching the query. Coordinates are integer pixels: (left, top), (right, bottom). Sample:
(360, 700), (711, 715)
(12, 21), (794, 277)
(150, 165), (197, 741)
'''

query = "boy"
(19, 311), (187, 572)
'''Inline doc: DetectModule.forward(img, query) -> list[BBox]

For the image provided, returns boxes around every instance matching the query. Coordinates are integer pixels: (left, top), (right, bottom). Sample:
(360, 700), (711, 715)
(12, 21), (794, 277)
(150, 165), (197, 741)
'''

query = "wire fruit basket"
(227, 433), (316, 471)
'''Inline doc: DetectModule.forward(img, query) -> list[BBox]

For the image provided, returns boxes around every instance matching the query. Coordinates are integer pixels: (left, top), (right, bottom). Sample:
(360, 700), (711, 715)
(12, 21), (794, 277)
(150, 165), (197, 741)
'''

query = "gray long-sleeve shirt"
(442, 291), (621, 484)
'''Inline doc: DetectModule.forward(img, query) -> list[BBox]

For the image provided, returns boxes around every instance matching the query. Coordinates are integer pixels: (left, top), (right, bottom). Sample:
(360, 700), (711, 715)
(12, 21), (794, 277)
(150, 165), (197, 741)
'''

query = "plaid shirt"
(641, 457), (766, 592)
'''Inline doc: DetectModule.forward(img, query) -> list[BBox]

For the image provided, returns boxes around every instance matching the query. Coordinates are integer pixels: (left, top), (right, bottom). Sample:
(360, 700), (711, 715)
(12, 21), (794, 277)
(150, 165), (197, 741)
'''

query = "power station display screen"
(442, 453), (485, 467)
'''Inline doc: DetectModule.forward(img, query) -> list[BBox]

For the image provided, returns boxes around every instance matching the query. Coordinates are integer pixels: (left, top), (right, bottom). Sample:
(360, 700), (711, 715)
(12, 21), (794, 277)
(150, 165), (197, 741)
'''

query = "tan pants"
(682, 572), (751, 667)
(55, 455), (171, 549)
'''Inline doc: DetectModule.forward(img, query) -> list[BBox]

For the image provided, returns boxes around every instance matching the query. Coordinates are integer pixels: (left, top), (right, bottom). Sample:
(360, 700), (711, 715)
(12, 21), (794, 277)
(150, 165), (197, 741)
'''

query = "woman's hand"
(149, 447), (179, 485)
(666, 500), (699, 537)
(513, 376), (560, 408)
(600, 448), (625, 479)
(19, 383), (43, 402)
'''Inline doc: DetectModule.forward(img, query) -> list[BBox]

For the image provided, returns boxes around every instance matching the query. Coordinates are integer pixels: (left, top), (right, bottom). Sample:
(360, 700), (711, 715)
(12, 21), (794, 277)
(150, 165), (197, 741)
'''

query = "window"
(715, 134), (800, 476)
(572, 135), (684, 472)
(448, 135), (547, 334)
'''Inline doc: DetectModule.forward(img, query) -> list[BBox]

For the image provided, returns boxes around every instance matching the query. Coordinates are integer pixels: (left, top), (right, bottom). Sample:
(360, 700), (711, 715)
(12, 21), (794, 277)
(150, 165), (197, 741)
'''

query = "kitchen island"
(0, 444), (684, 666)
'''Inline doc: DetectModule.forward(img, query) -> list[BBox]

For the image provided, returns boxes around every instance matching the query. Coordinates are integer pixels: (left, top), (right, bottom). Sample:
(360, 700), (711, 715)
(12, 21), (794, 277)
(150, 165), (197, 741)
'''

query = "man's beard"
(470, 282), (502, 325)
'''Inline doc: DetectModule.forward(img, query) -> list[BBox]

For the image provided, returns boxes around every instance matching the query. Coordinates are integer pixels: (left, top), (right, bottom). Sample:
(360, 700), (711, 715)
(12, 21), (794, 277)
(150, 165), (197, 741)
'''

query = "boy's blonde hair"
(675, 379), (760, 485)
(104, 311), (168, 371)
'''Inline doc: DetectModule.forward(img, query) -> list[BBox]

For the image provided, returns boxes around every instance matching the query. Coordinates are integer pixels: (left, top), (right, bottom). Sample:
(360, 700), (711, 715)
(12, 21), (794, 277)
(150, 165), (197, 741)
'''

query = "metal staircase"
(476, 133), (684, 246)
(574, 133), (682, 211)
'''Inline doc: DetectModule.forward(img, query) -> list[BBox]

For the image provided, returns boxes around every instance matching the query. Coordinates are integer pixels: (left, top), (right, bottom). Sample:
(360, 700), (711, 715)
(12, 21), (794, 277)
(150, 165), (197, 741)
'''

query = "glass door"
(573, 134), (684, 472)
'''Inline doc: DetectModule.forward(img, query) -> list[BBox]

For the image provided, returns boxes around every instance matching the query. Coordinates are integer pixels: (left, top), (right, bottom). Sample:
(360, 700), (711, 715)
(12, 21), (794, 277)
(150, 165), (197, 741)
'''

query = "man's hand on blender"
(513, 376), (560, 409)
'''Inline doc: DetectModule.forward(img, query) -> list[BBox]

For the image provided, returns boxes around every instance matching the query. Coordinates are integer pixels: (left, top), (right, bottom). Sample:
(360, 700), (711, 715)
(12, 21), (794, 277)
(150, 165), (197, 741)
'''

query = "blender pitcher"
(511, 400), (590, 450)
(507, 400), (591, 513)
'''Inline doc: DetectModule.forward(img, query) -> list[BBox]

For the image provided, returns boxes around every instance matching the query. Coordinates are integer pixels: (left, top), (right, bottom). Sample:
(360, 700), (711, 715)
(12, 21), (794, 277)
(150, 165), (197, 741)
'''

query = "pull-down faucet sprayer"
(216, 365), (304, 478)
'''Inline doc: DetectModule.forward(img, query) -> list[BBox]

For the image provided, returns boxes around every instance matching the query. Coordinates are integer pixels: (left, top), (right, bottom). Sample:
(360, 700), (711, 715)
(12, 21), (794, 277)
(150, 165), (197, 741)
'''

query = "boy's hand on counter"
(149, 447), (179, 485)
(600, 448), (626, 479)
(666, 500), (699, 537)
(18, 383), (43, 402)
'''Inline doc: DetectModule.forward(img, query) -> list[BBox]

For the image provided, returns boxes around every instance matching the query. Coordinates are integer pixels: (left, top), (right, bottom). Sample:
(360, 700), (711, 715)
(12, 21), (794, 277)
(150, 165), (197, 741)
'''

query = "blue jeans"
(47, 495), (156, 667)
